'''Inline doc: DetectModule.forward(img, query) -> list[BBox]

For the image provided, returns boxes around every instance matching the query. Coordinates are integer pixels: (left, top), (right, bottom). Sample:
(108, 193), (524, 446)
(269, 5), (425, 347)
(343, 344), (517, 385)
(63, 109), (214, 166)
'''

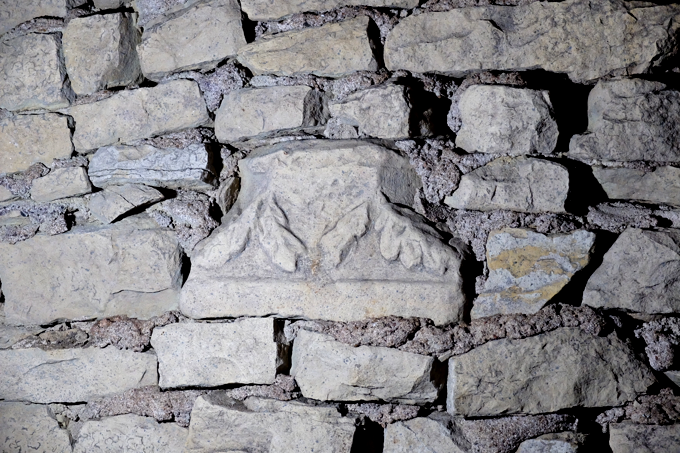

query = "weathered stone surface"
(89, 184), (164, 223)
(0, 325), (42, 349)
(0, 184), (14, 201)
(593, 166), (680, 207)
(0, 33), (71, 111)
(242, 0), (418, 21)
(455, 86), (558, 155)
(570, 79), (680, 162)
(237, 16), (378, 78)
(74, 414), (187, 453)
(181, 139), (465, 325)
(63, 13), (140, 95)
(133, 0), (203, 28)
(444, 157), (569, 213)
(0, 113), (72, 174)
(30, 166), (92, 202)
(328, 84), (411, 139)
(215, 86), (327, 143)
(384, 0), (680, 83)
(609, 423), (680, 453)
(0, 347), (157, 403)
(185, 395), (356, 452)
(69, 80), (209, 151)
(292, 330), (440, 403)
(0, 216), (183, 325)
(584, 227), (680, 314)
(93, 0), (126, 8)
(0, 402), (71, 453)
(139, 0), (245, 80)
(0, 0), (86, 36)
(516, 433), (584, 453)
(472, 228), (596, 318)
(384, 417), (463, 453)
(447, 328), (655, 416)
(151, 318), (277, 388)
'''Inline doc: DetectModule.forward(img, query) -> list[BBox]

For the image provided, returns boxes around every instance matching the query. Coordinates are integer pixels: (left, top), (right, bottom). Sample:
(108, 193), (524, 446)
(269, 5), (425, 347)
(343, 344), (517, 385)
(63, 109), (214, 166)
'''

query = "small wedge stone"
(384, 417), (464, 453)
(88, 184), (164, 224)
(30, 166), (92, 202)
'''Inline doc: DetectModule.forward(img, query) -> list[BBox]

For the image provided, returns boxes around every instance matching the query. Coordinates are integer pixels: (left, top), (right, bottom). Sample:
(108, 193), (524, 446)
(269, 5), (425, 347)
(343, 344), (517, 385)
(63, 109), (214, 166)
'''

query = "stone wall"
(1, 0), (680, 451)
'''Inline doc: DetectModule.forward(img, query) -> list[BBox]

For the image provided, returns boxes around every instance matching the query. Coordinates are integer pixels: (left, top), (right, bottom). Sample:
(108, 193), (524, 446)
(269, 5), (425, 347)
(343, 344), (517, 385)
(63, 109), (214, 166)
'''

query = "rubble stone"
(0, 0), (86, 36)
(0, 402), (71, 453)
(89, 184), (164, 224)
(636, 317), (680, 371)
(30, 166), (92, 202)
(89, 312), (177, 352)
(593, 166), (680, 207)
(609, 423), (680, 453)
(242, 0), (419, 21)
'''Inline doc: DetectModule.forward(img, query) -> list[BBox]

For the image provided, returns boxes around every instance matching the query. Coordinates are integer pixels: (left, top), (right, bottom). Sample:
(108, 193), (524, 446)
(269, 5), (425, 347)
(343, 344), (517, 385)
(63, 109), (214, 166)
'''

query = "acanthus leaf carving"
(257, 195), (306, 272)
(318, 202), (370, 267)
(200, 199), (261, 265)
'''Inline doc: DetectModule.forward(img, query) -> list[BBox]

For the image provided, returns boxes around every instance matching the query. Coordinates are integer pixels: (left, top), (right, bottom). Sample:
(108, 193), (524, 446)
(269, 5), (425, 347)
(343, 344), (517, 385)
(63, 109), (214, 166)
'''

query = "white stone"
(0, 402), (72, 453)
(384, 417), (463, 453)
(88, 184), (164, 224)
(241, 0), (419, 21)
(593, 166), (680, 207)
(30, 167), (93, 202)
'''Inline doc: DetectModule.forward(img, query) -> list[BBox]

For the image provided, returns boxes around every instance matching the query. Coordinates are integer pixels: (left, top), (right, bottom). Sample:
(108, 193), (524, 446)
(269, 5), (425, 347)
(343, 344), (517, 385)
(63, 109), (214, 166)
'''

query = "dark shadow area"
(241, 14), (257, 43)
(350, 417), (384, 453)
(274, 319), (292, 374)
(367, 17), (385, 70)
(181, 254), (192, 286)
(552, 157), (609, 216)
(565, 407), (613, 453)
(405, 78), (454, 137)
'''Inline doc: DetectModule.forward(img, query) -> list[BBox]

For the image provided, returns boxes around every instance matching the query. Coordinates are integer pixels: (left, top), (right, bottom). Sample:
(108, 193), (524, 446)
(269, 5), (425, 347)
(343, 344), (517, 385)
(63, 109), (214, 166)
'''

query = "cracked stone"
(30, 167), (92, 202)
(88, 184), (164, 224)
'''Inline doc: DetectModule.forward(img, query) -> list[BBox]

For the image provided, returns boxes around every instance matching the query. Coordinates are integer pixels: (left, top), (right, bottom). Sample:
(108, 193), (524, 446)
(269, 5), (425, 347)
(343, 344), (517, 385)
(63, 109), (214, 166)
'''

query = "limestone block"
(0, 347), (157, 403)
(0, 185), (15, 201)
(455, 86), (558, 155)
(151, 318), (277, 388)
(0, 402), (72, 453)
(181, 139), (465, 325)
(215, 86), (327, 143)
(593, 166), (680, 207)
(0, 0), (87, 36)
(237, 16), (378, 78)
(609, 423), (680, 453)
(292, 330), (441, 403)
(63, 12), (141, 95)
(0, 33), (71, 111)
(30, 166), (93, 202)
(516, 433), (584, 453)
(472, 228), (596, 318)
(139, 0), (246, 81)
(447, 328), (655, 417)
(69, 80), (209, 151)
(185, 395), (356, 452)
(89, 184), (164, 224)
(384, 0), (680, 83)
(0, 216), (183, 325)
(570, 79), (680, 162)
(383, 416), (463, 453)
(74, 414), (187, 453)
(0, 113), (73, 174)
(134, 0), (203, 28)
(94, 0), (127, 8)
(583, 227), (680, 314)
(242, 0), (419, 21)
(328, 84), (411, 139)
(444, 157), (569, 213)
(88, 143), (215, 190)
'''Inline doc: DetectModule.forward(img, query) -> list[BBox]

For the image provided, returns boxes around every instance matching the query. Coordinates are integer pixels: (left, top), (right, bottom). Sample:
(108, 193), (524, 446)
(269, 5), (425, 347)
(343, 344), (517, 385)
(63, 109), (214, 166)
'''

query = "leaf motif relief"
(258, 196), (306, 272)
(318, 202), (370, 268)
(200, 199), (260, 266)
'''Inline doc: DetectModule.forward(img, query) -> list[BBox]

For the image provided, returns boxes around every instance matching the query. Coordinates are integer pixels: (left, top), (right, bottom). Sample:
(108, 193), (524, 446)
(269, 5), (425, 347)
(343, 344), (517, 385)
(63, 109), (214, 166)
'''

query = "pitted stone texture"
(292, 330), (440, 404)
(89, 184), (164, 224)
(0, 0), (86, 36)
(384, 0), (680, 83)
(138, 0), (246, 81)
(609, 423), (680, 453)
(237, 16), (379, 78)
(0, 113), (72, 174)
(583, 227), (680, 314)
(30, 166), (92, 202)
(0, 347), (157, 403)
(74, 414), (187, 453)
(185, 395), (356, 452)
(570, 79), (680, 162)
(0, 402), (71, 453)
(447, 328), (655, 417)
(384, 417), (464, 453)
(215, 86), (327, 143)
(455, 86), (558, 155)
(0, 33), (71, 111)
(444, 157), (569, 213)
(242, 0), (418, 21)
(69, 80), (209, 151)
(181, 139), (465, 325)
(594, 166), (680, 207)
(0, 216), (183, 326)
(472, 228), (595, 318)
(151, 318), (277, 388)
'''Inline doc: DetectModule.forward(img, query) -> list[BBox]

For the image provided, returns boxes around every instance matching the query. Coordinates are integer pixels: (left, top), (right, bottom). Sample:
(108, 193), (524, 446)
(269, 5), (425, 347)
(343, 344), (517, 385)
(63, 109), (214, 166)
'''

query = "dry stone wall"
(1, 0), (680, 451)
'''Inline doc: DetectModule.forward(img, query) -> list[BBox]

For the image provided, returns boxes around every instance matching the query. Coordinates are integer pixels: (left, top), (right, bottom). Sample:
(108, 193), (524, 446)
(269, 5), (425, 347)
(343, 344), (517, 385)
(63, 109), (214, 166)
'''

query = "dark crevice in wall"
(350, 417), (384, 453)
(558, 158), (609, 216)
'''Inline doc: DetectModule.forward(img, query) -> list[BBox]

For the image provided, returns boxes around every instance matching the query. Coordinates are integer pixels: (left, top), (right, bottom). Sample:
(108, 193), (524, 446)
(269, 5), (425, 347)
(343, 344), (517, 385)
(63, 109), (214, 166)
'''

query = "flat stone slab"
(0, 402), (72, 453)
(383, 416), (464, 453)
(0, 347), (157, 403)
(151, 318), (277, 388)
(30, 166), (93, 202)
(593, 166), (680, 207)
(0, 0), (86, 36)
(237, 16), (378, 78)
(181, 139), (465, 325)
(516, 433), (584, 453)
(88, 184), (164, 224)
(384, 0), (680, 83)
(241, 0), (418, 21)
(609, 423), (680, 453)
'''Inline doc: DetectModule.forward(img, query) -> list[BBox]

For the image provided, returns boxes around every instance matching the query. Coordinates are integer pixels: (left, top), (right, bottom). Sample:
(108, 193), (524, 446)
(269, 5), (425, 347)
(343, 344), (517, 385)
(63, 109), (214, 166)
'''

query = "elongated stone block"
(593, 166), (680, 207)
(242, 0), (419, 21)
(0, 0), (86, 36)
(30, 166), (92, 202)
(384, 417), (463, 453)
(0, 402), (72, 453)
(181, 139), (465, 325)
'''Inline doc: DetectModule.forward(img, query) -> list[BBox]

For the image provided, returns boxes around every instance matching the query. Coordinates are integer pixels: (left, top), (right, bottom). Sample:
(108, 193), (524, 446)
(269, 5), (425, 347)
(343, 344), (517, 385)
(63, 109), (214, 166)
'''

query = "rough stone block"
(93, 0), (127, 8)
(384, 0), (680, 83)
(444, 157), (569, 213)
(139, 0), (246, 81)
(88, 184), (164, 223)
(151, 318), (277, 388)
(0, 33), (71, 111)
(447, 328), (655, 417)
(181, 139), (465, 325)
(30, 166), (92, 202)
(242, 0), (419, 21)
(0, 216), (183, 325)
(383, 416), (463, 453)
(609, 423), (680, 453)
(0, 347), (157, 403)
(0, 402), (72, 453)
(69, 80), (209, 151)
(455, 86), (558, 155)
(237, 16), (378, 78)
(593, 166), (680, 207)
(472, 228), (596, 318)
(0, 0), (86, 36)
(516, 433), (584, 453)
(0, 113), (73, 174)
(134, 0), (203, 28)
